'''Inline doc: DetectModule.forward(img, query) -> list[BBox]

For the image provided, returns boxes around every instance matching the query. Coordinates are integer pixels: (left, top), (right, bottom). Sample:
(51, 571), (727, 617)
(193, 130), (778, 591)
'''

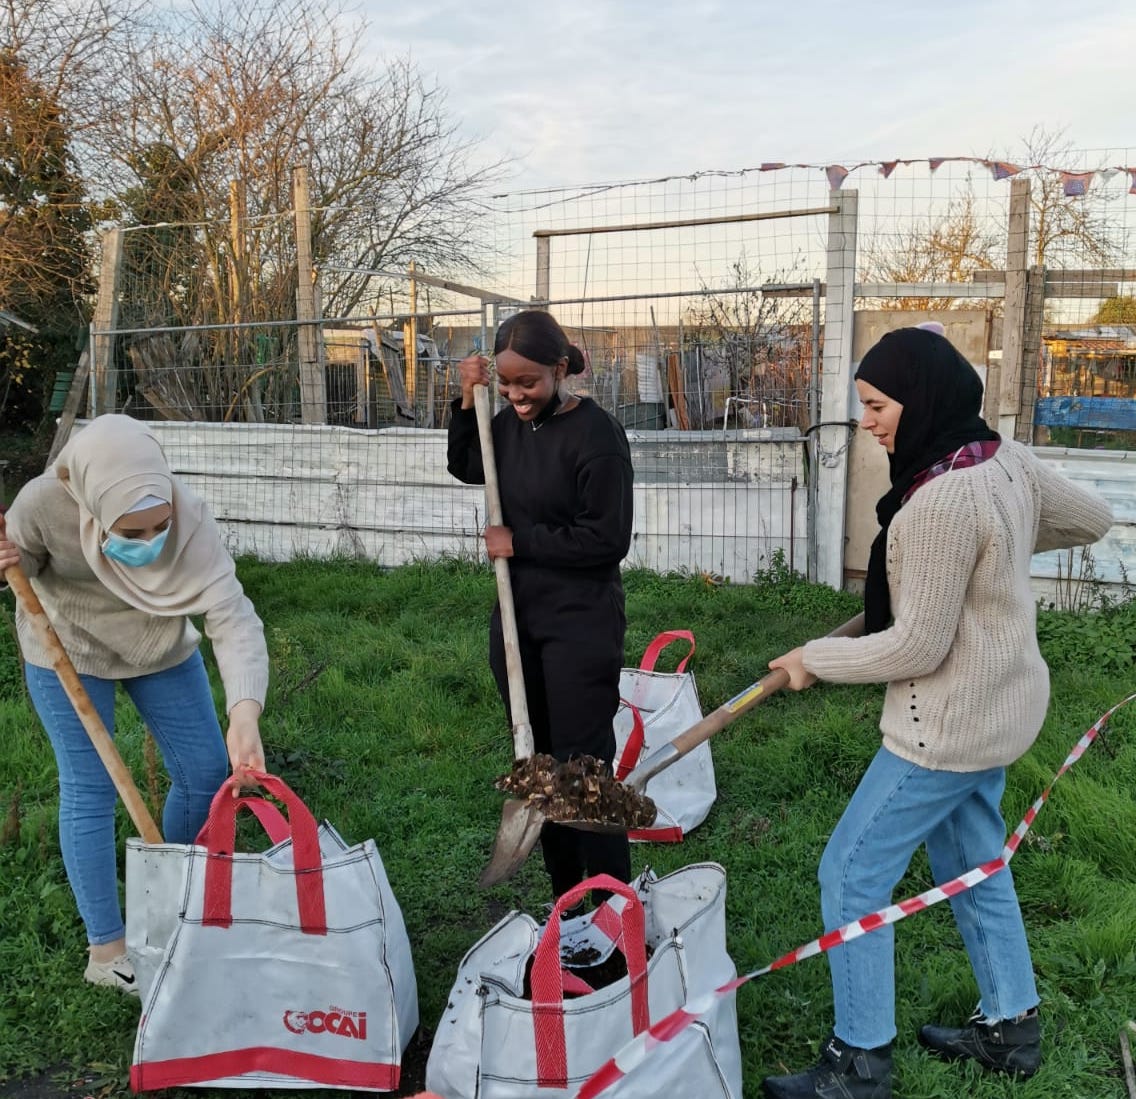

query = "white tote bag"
(126, 796), (318, 1000)
(425, 864), (742, 1099)
(130, 772), (418, 1093)
(614, 630), (716, 841)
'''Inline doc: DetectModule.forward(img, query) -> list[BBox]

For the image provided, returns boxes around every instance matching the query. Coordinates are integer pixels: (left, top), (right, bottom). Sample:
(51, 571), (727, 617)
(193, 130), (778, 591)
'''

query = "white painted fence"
(147, 421), (808, 584)
(1028, 447), (1136, 593)
(86, 422), (1135, 594)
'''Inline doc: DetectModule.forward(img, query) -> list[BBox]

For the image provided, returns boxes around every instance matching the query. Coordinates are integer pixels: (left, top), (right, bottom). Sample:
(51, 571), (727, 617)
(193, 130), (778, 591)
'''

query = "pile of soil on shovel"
(495, 753), (658, 829)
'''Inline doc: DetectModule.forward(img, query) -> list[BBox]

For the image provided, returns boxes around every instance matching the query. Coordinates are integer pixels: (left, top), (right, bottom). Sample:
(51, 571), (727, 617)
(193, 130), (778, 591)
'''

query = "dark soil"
(522, 942), (654, 999)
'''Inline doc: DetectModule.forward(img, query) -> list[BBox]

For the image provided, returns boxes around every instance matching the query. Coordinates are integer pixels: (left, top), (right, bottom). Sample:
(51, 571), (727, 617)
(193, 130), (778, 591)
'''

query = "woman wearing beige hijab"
(0, 415), (269, 994)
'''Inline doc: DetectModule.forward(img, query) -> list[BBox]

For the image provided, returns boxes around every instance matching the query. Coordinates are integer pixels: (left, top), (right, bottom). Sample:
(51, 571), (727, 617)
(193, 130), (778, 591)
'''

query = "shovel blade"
(478, 799), (545, 888)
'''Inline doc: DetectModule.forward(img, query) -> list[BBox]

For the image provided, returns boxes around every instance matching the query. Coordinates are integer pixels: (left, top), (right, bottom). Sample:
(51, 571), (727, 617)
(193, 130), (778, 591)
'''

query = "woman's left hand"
(484, 525), (514, 560)
(225, 699), (265, 794)
(768, 646), (817, 691)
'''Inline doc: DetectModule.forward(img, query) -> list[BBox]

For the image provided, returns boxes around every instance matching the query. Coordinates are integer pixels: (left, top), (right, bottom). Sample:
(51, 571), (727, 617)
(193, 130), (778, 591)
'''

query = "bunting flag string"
(810, 155), (1135, 192)
(577, 691), (1136, 1099)
(497, 156), (1136, 207)
(496, 155), (1136, 205)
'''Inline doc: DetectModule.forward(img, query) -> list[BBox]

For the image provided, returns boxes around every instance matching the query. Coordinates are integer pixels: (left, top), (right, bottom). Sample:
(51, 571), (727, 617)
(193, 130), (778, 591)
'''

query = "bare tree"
(95, 0), (502, 329)
(1009, 126), (1120, 269)
(682, 255), (814, 430)
(862, 191), (1001, 312)
(1, 0), (144, 153)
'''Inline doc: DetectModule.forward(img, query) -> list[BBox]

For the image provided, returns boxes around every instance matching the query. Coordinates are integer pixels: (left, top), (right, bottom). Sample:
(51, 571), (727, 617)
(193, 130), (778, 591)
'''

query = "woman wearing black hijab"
(763, 328), (1113, 1099)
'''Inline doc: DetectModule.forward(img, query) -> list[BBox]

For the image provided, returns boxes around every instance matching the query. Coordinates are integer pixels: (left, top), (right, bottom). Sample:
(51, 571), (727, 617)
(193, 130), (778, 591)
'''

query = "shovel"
(471, 383), (545, 889)
(478, 611), (865, 885)
(3, 563), (163, 844)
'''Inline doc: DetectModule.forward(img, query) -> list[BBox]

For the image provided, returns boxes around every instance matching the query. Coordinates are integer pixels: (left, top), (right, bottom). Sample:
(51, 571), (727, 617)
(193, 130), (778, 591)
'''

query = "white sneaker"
(84, 952), (140, 995)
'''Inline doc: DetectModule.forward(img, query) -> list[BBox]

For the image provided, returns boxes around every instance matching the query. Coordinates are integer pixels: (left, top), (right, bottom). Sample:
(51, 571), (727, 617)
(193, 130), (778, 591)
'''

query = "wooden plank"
(856, 282), (1005, 299)
(1042, 281), (1119, 298)
(371, 322), (414, 419)
(46, 349), (91, 466)
(389, 268), (526, 306)
(666, 352), (689, 430)
(532, 204), (838, 238)
(973, 268), (1136, 283)
(1034, 396), (1136, 430)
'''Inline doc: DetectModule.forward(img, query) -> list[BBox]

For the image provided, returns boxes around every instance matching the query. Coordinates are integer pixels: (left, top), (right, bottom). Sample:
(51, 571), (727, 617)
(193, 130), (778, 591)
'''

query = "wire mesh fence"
(80, 149), (1136, 580)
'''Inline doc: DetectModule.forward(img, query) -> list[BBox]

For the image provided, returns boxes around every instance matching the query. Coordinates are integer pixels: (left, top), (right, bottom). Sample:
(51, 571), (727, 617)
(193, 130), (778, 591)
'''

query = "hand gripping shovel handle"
(4, 563), (163, 844)
(473, 384), (534, 760)
(622, 612), (865, 792)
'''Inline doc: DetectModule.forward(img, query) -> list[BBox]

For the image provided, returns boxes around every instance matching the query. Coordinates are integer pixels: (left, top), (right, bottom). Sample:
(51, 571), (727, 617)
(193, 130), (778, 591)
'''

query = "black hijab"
(855, 327), (999, 633)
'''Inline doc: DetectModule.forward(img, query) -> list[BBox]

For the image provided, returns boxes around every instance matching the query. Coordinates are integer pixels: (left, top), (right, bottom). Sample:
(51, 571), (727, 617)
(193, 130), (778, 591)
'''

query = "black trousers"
(489, 570), (632, 900)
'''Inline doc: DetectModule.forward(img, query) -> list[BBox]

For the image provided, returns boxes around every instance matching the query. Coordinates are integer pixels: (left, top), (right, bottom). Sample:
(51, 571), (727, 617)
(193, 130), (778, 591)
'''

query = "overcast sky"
(362, 0), (1134, 191)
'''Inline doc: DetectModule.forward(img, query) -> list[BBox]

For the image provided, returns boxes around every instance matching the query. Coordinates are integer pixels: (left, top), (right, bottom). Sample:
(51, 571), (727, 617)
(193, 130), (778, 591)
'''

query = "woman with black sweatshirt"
(447, 309), (634, 905)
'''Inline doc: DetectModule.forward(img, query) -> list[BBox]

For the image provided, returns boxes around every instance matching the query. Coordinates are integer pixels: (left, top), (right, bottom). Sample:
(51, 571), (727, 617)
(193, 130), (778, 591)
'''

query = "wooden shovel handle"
(473, 384), (533, 758)
(624, 611), (865, 790)
(4, 563), (163, 844)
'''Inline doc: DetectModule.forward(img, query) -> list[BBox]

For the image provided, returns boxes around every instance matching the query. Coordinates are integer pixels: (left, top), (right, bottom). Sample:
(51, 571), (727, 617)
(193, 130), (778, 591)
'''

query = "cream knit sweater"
(7, 473), (269, 713)
(803, 441), (1113, 772)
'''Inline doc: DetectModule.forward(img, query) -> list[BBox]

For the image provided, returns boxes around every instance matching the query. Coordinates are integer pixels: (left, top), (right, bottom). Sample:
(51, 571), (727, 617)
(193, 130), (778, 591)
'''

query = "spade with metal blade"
(471, 382), (547, 889)
(479, 612), (865, 885)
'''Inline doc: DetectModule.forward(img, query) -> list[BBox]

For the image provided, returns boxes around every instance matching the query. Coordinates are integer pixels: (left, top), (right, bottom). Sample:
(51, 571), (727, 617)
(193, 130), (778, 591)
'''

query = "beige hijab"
(55, 415), (238, 616)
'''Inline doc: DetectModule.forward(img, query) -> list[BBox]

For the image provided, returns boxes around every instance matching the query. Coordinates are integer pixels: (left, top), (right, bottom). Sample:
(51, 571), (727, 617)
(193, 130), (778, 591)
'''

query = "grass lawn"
(1, 557), (1134, 1098)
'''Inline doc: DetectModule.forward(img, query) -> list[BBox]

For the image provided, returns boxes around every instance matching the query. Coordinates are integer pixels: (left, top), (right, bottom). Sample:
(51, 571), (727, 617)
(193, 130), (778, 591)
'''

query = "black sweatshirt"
(447, 396), (634, 582)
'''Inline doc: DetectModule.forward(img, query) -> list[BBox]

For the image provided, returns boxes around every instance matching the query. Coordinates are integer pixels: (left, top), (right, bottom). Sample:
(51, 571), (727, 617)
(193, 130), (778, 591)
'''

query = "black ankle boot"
(763, 1031), (893, 1098)
(918, 1007), (1041, 1077)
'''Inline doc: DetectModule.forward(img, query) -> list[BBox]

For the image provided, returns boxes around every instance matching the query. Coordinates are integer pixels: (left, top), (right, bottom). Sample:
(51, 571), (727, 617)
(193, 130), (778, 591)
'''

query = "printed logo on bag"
(282, 1007), (368, 1040)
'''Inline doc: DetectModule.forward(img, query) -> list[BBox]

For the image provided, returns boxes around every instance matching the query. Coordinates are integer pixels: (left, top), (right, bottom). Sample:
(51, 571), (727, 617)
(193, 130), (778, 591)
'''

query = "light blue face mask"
(102, 527), (170, 568)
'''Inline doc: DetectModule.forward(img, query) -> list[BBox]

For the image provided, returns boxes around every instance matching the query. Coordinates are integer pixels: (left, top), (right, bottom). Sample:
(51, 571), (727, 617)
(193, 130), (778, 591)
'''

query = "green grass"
(1, 558), (1135, 1097)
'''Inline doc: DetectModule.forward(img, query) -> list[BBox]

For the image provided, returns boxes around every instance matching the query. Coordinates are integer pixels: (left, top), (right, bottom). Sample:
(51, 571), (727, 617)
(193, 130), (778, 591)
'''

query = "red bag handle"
(639, 630), (695, 673)
(201, 771), (327, 935)
(530, 875), (648, 1088)
(614, 699), (646, 781)
(194, 796), (290, 847)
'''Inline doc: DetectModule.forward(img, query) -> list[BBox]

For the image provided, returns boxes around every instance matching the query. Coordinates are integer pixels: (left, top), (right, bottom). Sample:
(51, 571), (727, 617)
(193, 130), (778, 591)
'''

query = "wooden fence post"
(292, 164), (327, 425)
(1019, 263), (1046, 443)
(998, 178), (1030, 437)
(534, 234), (550, 306)
(90, 228), (124, 415)
(404, 260), (418, 416)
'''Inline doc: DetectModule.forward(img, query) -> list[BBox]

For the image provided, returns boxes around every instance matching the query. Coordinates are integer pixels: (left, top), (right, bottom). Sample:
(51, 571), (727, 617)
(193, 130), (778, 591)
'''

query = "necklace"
(530, 391), (562, 432)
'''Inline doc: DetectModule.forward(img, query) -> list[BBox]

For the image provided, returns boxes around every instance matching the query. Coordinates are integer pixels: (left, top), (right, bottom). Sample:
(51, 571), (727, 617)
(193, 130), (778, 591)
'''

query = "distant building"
(1042, 326), (1136, 399)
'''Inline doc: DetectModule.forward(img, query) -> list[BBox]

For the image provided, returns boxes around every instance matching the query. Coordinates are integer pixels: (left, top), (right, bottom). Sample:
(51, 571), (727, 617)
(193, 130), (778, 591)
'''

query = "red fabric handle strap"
(194, 796), (291, 847)
(530, 875), (648, 1088)
(639, 630), (695, 673)
(614, 699), (646, 780)
(202, 771), (327, 935)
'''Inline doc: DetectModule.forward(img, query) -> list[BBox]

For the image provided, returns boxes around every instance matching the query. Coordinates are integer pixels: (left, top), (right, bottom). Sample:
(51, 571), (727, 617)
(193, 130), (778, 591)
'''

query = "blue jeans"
(820, 746), (1039, 1049)
(26, 651), (229, 946)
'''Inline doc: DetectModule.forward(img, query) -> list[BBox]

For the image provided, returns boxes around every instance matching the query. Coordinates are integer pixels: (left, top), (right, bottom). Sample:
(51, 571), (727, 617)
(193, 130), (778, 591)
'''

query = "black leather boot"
(763, 1031), (893, 1098)
(918, 1007), (1041, 1077)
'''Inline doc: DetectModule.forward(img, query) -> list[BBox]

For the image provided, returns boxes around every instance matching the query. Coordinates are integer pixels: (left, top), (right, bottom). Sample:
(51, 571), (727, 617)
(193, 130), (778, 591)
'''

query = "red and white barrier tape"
(578, 691), (1136, 1099)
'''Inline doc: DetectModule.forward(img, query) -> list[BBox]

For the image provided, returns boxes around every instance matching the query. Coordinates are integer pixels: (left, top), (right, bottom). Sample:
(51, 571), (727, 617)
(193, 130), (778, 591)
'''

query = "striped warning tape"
(578, 691), (1136, 1099)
